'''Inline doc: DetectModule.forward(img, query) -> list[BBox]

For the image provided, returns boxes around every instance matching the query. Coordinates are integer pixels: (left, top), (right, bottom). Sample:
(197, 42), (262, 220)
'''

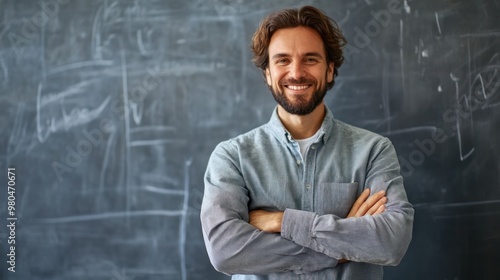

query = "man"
(201, 6), (414, 280)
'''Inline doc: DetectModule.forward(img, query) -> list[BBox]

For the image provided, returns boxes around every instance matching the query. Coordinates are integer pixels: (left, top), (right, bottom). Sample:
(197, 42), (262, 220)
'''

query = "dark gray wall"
(1, 0), (499, 279)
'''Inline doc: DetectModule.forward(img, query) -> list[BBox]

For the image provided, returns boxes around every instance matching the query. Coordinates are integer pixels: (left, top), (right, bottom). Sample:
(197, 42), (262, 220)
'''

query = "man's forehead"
(268, 26), (326, 57)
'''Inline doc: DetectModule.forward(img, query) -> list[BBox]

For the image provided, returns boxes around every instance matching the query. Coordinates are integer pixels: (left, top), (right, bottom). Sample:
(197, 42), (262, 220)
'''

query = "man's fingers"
(347, 188), (370, 217)
(374, 204), (385, 215)
(354, 190), (386, 217)
(352, 189), (370, 209)
(366, 196), (387, 215)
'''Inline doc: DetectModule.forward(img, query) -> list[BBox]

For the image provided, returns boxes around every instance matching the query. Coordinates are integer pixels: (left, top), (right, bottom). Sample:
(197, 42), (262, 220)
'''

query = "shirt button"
(311, 145), (316, 150)
(296, 160), (301, 165)
(306, 184), (311, 189)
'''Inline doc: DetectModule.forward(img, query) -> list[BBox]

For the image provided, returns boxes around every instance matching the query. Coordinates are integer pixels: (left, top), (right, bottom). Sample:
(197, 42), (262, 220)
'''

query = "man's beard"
(269, 77), (327, 116)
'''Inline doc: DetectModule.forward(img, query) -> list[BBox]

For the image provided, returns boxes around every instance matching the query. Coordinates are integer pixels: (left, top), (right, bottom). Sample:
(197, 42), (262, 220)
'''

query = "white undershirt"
(295, 129), (322, 159)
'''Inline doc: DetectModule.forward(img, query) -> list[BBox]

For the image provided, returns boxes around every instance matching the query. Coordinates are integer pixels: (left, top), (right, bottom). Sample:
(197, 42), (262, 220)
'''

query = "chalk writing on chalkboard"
(1, 1), (499, 280)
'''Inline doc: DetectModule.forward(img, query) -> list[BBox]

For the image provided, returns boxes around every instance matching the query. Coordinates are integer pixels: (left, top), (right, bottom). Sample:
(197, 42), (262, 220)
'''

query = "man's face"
(265, 26), (334, 116)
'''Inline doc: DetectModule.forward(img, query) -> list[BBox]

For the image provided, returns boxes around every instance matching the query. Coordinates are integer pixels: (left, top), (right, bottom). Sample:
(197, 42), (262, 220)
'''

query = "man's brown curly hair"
(251, 6), (347, 90)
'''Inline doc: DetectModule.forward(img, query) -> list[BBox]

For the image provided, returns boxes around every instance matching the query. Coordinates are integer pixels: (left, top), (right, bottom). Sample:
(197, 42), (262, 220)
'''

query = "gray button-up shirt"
(201, 106), (414, 280)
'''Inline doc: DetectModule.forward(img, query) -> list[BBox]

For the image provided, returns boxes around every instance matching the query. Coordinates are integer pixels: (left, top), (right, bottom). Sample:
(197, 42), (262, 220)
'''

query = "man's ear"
(327, 62), (334, 83)
(265, 68), (272, 86)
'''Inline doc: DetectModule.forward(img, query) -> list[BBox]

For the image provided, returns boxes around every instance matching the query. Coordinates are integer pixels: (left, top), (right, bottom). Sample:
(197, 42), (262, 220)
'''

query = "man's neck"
(277, 103), (326, 140)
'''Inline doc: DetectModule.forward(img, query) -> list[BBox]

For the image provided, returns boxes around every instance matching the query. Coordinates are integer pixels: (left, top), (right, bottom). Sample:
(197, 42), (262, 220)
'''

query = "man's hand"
(339, 189), (386, 264)
(249, 210), (284, 233)
(249, 189), (386, 234)
(347, 188), (387, 218)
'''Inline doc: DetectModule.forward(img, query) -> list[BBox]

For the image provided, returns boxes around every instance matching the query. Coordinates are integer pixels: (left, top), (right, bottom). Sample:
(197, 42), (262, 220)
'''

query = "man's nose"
(289, 61), (306, 80)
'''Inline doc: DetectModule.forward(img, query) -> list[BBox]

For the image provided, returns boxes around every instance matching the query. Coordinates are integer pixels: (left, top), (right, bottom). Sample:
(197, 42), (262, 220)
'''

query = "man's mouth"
(285, 84), (311, 91)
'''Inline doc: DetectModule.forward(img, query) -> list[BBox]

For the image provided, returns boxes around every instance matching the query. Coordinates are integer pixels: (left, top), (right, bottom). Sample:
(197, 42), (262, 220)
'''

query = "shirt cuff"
(281, 208), (316, 247)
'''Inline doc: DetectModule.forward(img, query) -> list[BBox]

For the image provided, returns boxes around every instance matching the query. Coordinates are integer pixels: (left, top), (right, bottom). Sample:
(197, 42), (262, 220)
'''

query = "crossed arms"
(249, 188), (387, 233)
(201, 140), (414, 275)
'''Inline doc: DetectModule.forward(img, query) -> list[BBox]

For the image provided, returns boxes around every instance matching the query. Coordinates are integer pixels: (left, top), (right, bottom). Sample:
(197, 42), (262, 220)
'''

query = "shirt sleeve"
(281, 138), (414, 266)
(200, 141), (338, 275)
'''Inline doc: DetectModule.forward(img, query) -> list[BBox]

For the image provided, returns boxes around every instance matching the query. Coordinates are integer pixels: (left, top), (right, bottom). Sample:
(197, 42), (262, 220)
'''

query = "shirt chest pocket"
(315, 182), (359, 217)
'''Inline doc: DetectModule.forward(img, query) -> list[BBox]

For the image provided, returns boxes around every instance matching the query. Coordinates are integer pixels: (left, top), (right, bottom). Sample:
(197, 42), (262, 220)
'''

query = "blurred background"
(1, 0), (499, 279)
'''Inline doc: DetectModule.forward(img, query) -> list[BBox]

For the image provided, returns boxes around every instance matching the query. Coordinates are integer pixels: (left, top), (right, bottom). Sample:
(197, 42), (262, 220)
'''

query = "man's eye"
(276, 59), (288, 64)
(306, 58), (318, 63)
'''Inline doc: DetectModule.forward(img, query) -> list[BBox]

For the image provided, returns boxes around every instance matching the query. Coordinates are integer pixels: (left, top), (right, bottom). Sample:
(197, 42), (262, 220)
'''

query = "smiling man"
(201, 6), (414, 280)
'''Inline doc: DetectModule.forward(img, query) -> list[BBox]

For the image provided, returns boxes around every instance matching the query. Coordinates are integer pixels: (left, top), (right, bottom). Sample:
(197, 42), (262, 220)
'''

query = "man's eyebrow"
(271, 52), (324, 60)
(304, 52), (324, 58)
(271, 53), (290, 60)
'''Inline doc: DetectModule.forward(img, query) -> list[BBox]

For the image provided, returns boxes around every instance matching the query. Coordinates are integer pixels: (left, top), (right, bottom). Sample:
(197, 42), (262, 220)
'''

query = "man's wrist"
(281, 209), (316, 245)
(273, 212), (284, 232)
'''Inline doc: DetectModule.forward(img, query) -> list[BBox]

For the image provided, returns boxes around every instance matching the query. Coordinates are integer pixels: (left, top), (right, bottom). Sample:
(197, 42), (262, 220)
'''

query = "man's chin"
(283, 87), (313, 97)
(271, 86), (325, 115)
(280, 102), (320, 116)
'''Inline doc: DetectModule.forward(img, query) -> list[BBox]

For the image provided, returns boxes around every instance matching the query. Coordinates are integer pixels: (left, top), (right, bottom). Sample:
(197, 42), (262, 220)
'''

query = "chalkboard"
(0, 0), (499, 279)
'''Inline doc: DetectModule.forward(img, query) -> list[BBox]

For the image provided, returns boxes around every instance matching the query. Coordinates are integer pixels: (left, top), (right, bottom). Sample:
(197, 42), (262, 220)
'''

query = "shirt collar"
(267, 105), (335, 145)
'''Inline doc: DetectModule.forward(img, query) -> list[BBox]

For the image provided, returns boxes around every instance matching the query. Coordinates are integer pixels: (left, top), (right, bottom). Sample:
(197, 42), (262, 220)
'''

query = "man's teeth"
(287, 85), (309, 90)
